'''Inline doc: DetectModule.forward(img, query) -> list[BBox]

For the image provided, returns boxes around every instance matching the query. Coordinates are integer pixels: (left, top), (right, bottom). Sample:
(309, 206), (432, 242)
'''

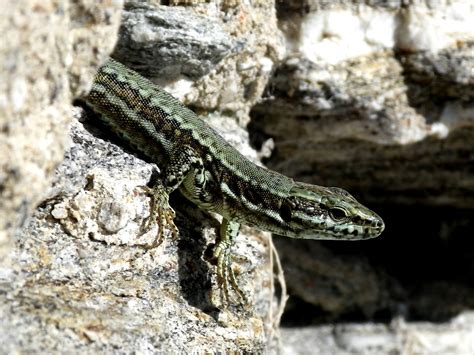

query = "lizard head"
(278, 182), (384, 240)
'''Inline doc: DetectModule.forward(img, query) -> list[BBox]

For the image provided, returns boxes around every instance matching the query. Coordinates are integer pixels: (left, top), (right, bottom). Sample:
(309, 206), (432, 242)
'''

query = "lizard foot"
(213, 240), (249, 307)
(137, 184), (178, 249)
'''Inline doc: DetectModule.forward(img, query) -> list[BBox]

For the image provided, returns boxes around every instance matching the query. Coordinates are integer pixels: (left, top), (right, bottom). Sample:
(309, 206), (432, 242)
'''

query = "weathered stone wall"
(0, 0), (121, 259)
(1, 1), (282, 353)
(254, 1), (474, 353)
(1, 0), (473, 353)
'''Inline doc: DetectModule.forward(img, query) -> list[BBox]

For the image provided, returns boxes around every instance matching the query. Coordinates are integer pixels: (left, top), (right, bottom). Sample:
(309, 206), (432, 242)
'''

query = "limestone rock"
(0, 115), (277, 353)
(1, 1), (284, 352)
(249, 4), (474, 353)
(0, 0), (121, 260)
(252, 1), (474, 207)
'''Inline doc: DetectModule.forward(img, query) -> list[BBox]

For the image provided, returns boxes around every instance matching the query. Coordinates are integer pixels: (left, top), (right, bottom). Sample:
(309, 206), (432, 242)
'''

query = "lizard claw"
(137, 184), (178, 249)
(213, 240), (249, 307)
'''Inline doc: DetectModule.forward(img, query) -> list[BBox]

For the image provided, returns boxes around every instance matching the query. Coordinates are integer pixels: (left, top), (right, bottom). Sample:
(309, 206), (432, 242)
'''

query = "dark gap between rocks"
(278, 204), (474, 327)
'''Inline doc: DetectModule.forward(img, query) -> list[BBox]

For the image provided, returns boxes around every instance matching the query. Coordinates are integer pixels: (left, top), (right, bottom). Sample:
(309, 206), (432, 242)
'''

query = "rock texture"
(113, 3), (238, 79)
(0, 0), (122, 260)
(253, 1), (474, 207)
(115, 0), (284, 123)
(280, 313), (474, 355)
(2, 0), (474, 354)
(0, 116), (277, 353)
(250, 1), (474, 353)
(1, 0), (284, 353)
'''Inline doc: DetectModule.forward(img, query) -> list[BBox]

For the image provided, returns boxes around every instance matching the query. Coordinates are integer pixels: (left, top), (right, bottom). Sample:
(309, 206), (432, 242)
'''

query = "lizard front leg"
(141, 146), (248, 306)
(140, 145), (205, 248)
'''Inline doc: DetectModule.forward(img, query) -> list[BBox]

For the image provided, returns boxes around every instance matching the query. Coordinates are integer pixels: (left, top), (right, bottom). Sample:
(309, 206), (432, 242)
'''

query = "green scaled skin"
(84, 58), (385, 306)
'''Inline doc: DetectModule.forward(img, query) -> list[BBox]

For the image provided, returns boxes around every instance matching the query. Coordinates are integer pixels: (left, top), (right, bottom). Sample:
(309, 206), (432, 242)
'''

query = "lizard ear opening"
(279, 202), (292, 223)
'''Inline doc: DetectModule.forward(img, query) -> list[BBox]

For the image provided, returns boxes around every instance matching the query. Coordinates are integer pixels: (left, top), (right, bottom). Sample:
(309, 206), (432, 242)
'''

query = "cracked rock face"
(1, 1), (283, 353)
(249, 2), (474, 353)
(253, 2), (474, 208)
(0, 0), (122, 259)
(251, 49), (474, 206)
(2, 0), (474, 354)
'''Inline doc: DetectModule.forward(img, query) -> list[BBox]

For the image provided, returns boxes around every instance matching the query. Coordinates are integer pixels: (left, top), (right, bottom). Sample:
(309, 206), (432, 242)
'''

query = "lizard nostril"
(374, 219), (385, 232)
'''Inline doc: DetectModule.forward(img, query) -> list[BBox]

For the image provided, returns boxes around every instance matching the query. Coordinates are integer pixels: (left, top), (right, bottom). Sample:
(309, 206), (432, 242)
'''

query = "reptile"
(82, 58), (385, 305)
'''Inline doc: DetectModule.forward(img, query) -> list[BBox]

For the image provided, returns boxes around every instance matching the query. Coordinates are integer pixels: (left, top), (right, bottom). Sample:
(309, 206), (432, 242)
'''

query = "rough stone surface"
(253, 2), (474, 207)
(118, 0), (284, 125)
(114, 3), (238, 79)
(251, 0), (474, 353)
(2, 1), (287, 352)
(0, 115), (278, 352)
(168, 0), (241, 7)
(3, 0), (474, 353)
(0, 0), (122, 260)
(280, 313), (474, 355)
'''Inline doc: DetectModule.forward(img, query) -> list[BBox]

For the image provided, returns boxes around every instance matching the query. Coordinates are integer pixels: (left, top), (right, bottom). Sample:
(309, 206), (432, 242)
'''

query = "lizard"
(81, 58), (385, 305)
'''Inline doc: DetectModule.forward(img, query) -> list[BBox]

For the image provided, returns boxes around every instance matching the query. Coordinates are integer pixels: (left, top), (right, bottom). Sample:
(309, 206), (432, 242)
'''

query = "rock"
(0, 0), (121, 260)
(3, 0), (473, 353)
(0, 114), (276, 352)
(250, 4), (474, 354)
(280, 313), (474, 354)
(1, 1), (284, 352)
(252, 1), (474, 207)
(113, 3), (238, 79)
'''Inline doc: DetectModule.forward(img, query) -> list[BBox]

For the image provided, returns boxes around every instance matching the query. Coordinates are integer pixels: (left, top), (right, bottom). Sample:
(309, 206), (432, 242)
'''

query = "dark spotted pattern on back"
(85, 58), (295, 227)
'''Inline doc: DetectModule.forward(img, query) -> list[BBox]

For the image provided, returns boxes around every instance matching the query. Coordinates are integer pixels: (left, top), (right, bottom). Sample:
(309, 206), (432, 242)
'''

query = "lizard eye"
(280, 202), (292, 223)
(329, 207), (347, 221)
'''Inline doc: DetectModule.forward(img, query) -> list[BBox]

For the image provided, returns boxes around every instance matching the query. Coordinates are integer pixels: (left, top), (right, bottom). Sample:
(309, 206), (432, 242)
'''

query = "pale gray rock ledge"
(280, 313), (474, 355)
(0, 0), (122, 260)
(0, 109), (280, 353)
(2, 0), (473, 353)
(113, 3), (239, 79)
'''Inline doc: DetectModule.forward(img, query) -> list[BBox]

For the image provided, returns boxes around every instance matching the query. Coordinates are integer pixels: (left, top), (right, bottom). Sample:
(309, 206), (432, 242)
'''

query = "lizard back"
(84, 58), (295, 228)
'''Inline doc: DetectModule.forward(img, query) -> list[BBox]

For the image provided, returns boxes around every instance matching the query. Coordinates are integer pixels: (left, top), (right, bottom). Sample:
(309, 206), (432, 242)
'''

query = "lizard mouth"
(305, 221), (384, 240)
(281, 214), (385, 240)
